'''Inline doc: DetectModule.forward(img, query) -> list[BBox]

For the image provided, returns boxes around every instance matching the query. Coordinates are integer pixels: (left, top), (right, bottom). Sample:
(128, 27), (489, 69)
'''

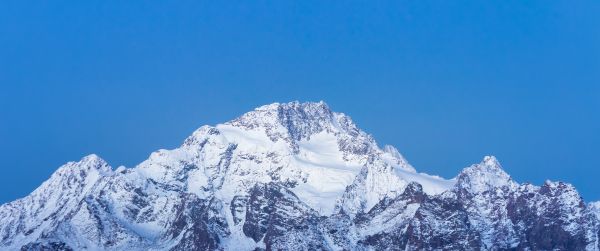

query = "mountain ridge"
(1, 101), (598, 250)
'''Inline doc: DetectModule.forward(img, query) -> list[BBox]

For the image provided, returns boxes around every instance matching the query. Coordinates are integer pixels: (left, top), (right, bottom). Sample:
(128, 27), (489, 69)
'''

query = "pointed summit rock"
(455, 156), (516, 195)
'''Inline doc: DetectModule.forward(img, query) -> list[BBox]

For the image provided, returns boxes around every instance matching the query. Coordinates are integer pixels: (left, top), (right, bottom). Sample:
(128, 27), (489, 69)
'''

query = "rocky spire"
(454, 156), (516, 195)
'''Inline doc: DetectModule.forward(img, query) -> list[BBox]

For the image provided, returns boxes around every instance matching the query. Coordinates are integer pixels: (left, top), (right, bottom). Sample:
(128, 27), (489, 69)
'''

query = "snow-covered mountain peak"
(182, 125), (221, 147)
(64, 153), (108, 168)
(3, 102), (597, 250)
(257, 100), (331, 114)
(51, 154), (113, 179)
(132, 101), (434, 217)
(254, 100), (332, 117)
(79, 154), (111, 170)
(223, 101), (377, 156)
(226, 101), (336, 136)
(455, 155), (515, 194)
(482, 155), (500, 167)
(47, 153), (112, 186)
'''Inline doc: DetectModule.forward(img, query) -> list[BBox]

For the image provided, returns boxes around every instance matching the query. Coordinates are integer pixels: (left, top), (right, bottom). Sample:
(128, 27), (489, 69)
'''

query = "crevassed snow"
(287, 132), (363, 214)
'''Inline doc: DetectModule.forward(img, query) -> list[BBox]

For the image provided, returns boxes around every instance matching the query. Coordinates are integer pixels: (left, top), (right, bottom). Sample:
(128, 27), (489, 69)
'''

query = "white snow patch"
(394, 168), (455, 195)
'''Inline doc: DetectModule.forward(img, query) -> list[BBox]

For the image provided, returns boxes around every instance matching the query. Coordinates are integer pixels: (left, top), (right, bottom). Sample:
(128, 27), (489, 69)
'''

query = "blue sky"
(1, 1), (599, 203)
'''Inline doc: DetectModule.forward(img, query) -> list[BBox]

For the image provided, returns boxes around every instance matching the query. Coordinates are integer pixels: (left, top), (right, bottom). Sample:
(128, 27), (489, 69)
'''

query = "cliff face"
(1, 101), (598, 251)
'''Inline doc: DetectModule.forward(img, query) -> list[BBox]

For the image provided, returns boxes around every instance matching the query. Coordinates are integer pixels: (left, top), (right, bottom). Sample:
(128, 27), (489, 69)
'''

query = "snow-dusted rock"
(591, 201), (600, 221)
(404, 157), (598, 250)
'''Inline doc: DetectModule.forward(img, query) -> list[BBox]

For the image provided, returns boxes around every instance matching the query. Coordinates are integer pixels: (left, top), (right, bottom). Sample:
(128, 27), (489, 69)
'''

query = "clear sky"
(1, 1), (599, 203)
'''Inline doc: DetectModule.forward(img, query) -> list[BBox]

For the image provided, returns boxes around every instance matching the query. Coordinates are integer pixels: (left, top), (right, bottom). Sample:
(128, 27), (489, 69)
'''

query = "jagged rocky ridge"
(1, 101), (598, 250)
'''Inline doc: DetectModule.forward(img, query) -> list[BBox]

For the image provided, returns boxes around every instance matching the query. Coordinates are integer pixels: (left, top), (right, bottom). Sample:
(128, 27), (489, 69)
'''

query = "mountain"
(1, 101), (598, 251)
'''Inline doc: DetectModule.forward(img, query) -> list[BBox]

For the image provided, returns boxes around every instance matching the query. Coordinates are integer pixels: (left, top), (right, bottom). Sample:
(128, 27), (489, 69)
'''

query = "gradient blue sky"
(1, 1), (599, 203)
